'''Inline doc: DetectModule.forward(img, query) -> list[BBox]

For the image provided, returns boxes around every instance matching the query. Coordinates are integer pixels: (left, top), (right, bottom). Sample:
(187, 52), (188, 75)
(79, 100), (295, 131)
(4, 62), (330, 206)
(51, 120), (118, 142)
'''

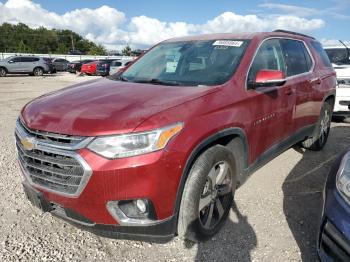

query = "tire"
(302, 101), (333, 151)
(0, 67), (7, 77)
(33, 67), (44, 76)
(177, 144), (238, 242)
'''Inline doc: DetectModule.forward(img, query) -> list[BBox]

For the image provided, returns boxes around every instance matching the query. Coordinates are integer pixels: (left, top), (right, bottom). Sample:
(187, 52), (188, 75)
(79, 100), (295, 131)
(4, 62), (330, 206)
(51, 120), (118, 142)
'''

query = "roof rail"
(273, 29), (315, 40)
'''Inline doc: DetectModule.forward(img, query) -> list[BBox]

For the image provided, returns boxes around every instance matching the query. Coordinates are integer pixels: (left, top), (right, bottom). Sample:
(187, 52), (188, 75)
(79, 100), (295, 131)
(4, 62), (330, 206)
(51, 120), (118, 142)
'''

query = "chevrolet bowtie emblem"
(21, 137), (35, 151)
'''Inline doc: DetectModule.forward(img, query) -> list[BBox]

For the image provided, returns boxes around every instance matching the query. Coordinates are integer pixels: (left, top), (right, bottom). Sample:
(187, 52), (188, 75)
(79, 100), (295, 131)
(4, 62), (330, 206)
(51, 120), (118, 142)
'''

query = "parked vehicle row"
(67, 58), (134, 76)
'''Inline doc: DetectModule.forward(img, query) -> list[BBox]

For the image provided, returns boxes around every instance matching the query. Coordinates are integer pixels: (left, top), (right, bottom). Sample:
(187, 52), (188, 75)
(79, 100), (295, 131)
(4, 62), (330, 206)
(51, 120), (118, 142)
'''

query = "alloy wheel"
(34, 68), (43, 76)
(319, 109), (330, 145)
(0, 68), (6, 77)
(198, 161), (232, 230)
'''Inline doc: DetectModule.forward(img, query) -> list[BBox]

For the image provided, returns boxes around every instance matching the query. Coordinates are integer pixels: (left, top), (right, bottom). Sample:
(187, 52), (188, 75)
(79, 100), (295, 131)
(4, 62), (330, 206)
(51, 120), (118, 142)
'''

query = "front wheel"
(0, 67), (7, 77)
(302, 101), (333, 151)
(177, 145), (237, 242)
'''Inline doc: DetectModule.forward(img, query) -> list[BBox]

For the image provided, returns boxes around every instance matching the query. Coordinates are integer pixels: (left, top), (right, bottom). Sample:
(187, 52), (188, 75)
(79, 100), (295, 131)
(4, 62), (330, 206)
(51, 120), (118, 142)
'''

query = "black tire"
(0, 67), (7, 77)
(177, 144), (238, 242)
(33, 67), (44, 76)
(302, 101), (333, 151)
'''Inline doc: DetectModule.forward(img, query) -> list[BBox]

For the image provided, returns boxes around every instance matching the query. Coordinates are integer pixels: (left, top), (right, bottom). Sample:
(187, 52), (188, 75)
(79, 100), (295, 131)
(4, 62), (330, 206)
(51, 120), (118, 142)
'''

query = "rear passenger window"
(21, 57), (32, 62)
(248, 39), (286, 82)
(312, 42), (333, 67)
(280, 39), (312, 76)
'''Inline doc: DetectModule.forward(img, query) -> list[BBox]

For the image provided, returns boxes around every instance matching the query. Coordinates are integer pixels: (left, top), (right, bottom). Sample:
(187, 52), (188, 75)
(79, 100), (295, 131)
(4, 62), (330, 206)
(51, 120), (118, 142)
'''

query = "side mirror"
(8, 60), (14, 64)
(248, 69), (286, 89)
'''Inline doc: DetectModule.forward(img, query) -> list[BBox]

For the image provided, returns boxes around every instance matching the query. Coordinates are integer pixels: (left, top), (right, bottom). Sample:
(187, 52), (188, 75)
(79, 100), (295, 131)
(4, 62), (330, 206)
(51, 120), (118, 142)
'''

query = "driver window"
(248, 39), (286, 83)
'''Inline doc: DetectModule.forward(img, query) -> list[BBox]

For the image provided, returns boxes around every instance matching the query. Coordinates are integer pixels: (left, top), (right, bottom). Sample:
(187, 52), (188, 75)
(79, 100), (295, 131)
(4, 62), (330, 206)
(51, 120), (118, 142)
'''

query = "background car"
(42, 57), (56, 73)
(96, 59), (120, 76)
(52, 58), (70, 71)
(0, 56), (52, 77)
(109, 59), (133, 75)
(324, 44), (350, 121)
(80, 60), (99, 75)
(67, 59), (95, 73)
(319, 149), (350, 261)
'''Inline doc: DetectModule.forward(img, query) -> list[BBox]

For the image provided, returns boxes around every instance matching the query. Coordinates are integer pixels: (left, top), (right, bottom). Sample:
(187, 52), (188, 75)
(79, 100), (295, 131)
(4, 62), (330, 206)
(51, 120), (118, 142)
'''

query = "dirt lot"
(0, 73), (349, 261)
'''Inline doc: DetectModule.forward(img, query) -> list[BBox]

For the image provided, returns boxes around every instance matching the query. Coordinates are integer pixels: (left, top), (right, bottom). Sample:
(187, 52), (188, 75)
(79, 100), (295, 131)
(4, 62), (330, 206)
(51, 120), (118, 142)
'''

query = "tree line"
(0, 23), (107, 55)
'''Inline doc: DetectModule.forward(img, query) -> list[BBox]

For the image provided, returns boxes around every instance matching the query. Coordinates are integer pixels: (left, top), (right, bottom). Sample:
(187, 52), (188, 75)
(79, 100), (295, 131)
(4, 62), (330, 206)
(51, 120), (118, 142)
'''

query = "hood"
(21, 78), (217, 136)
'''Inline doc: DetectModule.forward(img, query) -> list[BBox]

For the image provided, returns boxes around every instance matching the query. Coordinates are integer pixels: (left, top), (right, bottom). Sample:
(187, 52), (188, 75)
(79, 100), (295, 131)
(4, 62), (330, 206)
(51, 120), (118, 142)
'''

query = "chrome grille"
(17, 119), (90, 150)
(15, 119), (92, 196)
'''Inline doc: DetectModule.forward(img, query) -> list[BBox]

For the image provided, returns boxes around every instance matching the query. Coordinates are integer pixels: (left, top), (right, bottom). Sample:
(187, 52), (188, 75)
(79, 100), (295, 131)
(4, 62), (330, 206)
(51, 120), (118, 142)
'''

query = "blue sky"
(0, 0), (349, 49)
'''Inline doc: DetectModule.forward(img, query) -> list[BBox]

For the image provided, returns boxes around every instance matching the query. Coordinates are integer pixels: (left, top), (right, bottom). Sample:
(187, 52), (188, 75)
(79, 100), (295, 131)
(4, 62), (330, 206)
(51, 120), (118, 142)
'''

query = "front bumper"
(333, 86), (350, 115)
(318, 163), (350, 261)
(19, 146), (183, 241)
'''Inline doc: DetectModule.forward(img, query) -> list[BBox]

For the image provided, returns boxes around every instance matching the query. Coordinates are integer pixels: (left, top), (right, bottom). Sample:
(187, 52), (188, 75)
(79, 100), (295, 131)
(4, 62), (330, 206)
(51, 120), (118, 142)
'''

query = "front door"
(246, 38), (295, 159)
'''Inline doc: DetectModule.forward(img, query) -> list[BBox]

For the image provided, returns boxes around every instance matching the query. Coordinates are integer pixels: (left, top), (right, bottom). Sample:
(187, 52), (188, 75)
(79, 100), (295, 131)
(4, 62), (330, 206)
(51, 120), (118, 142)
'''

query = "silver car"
(0, 56), (52, 77)
(109, 59), (133, 75)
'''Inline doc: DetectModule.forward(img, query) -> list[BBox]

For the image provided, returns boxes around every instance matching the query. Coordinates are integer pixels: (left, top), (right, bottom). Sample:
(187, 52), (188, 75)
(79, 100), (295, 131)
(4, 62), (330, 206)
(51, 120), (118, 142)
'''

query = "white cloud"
(259, 3), (318, 17)
(0, 0), (326, 50)
(321, 39), (350, 47)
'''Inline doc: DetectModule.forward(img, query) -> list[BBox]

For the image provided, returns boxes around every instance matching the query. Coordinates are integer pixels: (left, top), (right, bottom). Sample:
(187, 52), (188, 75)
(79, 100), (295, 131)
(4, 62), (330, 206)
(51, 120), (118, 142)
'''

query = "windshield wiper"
(133, 78), (181, 86)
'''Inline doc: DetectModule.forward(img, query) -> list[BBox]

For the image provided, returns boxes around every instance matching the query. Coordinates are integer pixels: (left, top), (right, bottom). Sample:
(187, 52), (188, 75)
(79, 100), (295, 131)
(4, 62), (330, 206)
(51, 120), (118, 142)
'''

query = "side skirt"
(238, 124), (316, 186)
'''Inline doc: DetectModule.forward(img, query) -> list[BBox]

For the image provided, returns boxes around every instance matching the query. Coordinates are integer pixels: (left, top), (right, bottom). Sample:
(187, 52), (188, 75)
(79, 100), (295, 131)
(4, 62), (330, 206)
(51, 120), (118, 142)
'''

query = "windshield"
(325, 48), (350, 65)
(121, 40), (249, 86)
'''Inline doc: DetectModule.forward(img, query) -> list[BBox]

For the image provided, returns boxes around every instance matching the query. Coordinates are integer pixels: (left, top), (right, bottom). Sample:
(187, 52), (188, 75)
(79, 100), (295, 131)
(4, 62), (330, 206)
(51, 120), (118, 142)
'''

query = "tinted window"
(111, 61), (122, 66)
(248, 39), (286, 82)
(9, 57), (21, 63)
(280, 39), (311, 76)
(324, 47), (348, 65)
(21, 57), (34, 62)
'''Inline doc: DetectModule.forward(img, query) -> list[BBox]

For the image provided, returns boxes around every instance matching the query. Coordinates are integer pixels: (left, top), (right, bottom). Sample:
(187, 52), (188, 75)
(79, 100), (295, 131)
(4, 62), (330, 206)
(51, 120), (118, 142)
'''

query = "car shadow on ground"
(283, 125), (350, 261)
(185, 202), (257, 262)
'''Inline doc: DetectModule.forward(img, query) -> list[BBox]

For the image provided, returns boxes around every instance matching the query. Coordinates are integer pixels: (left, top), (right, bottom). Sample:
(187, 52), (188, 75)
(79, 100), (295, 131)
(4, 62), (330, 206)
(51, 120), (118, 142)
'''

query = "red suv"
(16, 30), (336, 242)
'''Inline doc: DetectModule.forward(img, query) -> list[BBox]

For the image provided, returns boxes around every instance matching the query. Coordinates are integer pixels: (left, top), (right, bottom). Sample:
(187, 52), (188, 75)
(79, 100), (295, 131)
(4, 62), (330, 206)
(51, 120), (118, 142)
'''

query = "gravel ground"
(0, 72), (349, 261)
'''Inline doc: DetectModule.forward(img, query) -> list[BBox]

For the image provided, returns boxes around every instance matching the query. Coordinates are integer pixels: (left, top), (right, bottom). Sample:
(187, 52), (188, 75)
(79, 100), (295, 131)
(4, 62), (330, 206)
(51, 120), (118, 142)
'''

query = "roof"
(163, 30), (316, 43)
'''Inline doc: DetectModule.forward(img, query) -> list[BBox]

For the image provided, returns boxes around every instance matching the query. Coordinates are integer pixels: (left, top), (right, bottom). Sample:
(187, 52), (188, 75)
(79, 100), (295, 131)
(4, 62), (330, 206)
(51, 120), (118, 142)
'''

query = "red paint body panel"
(19, 32), (337, 227)
(81, 61), (98, 75)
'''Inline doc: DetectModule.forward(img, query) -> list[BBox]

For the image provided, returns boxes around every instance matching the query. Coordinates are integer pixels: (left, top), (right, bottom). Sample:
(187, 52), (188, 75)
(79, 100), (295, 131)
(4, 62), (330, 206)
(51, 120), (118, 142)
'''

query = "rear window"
(324, 47), (349, 65)
(280, 39), (312, 77)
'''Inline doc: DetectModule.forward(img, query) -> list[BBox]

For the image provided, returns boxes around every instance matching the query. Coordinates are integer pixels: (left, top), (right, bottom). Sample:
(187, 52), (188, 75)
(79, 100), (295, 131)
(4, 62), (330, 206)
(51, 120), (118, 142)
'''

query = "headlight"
(336, 152), (350, 202)
(87, 123), (183, 159)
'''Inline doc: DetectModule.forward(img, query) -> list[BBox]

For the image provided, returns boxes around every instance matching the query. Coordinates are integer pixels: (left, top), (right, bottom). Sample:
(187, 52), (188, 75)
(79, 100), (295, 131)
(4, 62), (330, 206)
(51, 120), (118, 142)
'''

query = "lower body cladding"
(318, 188), (350, 261)
(19, 147), (184, 242)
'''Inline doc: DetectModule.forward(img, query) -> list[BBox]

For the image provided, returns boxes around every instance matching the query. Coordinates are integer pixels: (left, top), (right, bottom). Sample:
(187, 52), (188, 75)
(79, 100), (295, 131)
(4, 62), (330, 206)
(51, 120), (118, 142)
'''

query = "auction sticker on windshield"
(213, 40), (243, 47)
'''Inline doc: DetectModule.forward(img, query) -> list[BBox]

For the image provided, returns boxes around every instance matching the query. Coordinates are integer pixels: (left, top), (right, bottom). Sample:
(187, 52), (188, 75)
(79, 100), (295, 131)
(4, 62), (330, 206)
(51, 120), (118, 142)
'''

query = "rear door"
(20, 57), (36, 72)
(246, 38), (296, 158)
(280, 39), (317, 130)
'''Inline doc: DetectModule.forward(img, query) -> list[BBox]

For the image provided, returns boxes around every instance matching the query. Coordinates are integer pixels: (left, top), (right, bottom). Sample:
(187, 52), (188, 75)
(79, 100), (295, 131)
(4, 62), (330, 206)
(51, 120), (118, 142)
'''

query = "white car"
(324, 45), (350, 119)
(109, 59), (133, 75)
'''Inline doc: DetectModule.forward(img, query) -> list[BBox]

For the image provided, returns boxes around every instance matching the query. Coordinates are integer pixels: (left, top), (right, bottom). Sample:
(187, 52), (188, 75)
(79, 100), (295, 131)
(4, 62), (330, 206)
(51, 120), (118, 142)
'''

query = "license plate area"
(23, 183), (52, 212)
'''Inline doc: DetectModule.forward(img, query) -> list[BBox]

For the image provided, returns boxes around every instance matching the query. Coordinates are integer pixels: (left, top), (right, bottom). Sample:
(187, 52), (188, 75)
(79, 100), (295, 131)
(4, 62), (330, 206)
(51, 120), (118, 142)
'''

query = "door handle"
(284, 87), (293, 95)
(310, 77), (321, 85)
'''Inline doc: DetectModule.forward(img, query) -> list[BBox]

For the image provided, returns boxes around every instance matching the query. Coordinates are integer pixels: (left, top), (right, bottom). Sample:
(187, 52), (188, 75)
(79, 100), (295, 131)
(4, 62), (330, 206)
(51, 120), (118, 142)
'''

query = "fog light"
(135, 199), (147, 213)
(106, 198), (157, 226)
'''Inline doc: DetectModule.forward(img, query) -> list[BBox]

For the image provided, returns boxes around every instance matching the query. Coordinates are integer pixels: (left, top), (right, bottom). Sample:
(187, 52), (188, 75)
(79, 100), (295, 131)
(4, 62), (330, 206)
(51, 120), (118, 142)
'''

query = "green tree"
(122, 45), (132, 56)
(87, 44), (107, 55)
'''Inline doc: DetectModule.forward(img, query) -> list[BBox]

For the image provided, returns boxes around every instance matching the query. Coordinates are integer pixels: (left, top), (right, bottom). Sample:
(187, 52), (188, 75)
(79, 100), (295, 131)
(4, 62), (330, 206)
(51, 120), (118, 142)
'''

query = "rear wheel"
(177, 145), (237, 242)
(33, 67), (44, 76)
(0, 67), (7, 77)
(302, 101), (332, 151)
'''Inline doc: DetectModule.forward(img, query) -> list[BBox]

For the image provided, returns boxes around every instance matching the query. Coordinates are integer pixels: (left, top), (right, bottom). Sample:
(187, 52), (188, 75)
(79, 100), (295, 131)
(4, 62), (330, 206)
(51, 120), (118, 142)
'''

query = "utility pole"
(71, 33), (75, 52)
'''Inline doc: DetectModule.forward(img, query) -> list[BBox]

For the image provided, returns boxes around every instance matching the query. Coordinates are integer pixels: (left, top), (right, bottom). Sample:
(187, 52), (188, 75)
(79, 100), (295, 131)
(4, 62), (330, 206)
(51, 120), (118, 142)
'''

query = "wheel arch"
(0, 66), (8, 72)
(173, 127), (249, 215)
